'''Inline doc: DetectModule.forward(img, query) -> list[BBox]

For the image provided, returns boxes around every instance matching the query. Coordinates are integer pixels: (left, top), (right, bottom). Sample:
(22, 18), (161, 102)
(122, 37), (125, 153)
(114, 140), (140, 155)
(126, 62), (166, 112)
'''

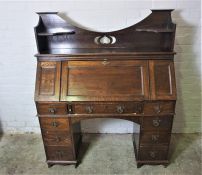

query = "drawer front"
(39, 117), (70, 131)
(140, 132), (171, 145)
(143, 101), (175, 115)
(42, 130), (72, 146)
(141, 116), (173, 131)
(45, 146), (74, 161)
(37, 103), (67, 115)
(139, 146), (168, 161)
(73, 102), (143, 114)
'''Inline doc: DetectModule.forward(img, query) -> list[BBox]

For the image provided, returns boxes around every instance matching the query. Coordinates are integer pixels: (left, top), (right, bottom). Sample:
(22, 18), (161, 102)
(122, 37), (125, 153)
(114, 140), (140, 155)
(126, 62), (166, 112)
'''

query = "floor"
(0, 133), (201, 175)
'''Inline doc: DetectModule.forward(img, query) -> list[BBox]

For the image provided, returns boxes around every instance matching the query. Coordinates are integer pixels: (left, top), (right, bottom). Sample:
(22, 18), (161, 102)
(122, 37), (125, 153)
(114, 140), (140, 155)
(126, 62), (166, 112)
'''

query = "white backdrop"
(0, 0), (201, 133)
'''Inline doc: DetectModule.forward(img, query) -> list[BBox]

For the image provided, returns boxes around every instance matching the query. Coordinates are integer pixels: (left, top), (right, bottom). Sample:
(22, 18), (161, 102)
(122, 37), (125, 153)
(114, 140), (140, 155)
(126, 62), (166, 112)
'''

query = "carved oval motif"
(94, 35), (116, 45)
(99, 35), (111, 44)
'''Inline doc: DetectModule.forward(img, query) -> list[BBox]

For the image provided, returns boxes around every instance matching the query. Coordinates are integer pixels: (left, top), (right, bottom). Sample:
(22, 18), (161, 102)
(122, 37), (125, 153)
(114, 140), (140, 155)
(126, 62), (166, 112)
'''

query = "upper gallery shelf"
(34, 10), (176, 55)
(37, 31), (75, 36)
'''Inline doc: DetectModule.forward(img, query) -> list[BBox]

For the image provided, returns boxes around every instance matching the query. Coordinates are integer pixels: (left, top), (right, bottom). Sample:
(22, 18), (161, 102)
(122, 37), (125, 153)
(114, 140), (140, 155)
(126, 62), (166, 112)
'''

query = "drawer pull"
(55, 136), (61, 142)
(102, 60), (110, 65)
(51, 121), (59, 127)
(152, 119), (161, 127)
(149, 151), (156, 158)
(86, 106), (93, 114)
(151, 135), (159, 142)
(116, 106), (124, 114)
(48, 108), (56, 114)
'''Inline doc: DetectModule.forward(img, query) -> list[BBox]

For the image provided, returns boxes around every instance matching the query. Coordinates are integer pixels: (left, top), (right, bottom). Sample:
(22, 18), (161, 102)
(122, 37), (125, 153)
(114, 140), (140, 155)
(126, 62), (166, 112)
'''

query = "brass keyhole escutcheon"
(154, 103), (161, 114)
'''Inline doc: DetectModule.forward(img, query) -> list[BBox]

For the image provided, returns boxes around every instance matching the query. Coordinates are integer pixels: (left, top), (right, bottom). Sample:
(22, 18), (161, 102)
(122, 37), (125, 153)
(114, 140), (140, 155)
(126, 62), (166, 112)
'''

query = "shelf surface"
(37, 31), (75, 36)
(35, 48), (176, 57)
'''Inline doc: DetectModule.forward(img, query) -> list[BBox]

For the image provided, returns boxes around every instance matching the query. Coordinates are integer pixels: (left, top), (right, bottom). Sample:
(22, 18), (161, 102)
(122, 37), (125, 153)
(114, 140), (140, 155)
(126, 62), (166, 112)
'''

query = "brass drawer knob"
(48, 108), (56, 114)
(86, 106), (93, 113)
(149, 151), (156, 158)
(51, 121), (59, 127)
(152, 119), (161, 127)
(117, 106), (124, 114)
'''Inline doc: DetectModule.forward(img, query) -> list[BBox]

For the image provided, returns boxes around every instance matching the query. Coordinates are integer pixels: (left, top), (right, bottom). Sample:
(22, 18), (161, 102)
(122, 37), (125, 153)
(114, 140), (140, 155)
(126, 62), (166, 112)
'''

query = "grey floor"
(0, 133), (201, 175)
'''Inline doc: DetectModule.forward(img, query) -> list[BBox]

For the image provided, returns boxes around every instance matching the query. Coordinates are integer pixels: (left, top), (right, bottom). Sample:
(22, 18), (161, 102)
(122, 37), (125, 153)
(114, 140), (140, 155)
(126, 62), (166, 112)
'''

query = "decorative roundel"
(94, 35), (116, 45)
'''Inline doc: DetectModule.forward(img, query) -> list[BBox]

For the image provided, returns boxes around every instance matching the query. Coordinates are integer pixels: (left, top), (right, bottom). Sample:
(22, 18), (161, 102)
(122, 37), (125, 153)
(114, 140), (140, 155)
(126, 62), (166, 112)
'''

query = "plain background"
(0, 0), (201, 133)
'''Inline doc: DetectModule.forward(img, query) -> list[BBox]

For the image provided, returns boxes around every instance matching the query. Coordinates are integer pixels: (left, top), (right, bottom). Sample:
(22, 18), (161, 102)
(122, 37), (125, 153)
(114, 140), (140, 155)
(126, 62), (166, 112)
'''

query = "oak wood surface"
(34, 10), (177, 168)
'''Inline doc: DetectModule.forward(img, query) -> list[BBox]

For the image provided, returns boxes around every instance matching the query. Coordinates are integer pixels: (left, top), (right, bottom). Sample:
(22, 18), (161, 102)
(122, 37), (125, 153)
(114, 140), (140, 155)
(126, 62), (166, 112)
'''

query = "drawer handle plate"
(116, 106), (124, 114)
(152, 119), (161, 127)
(86, 106), (93, 114)
(55, 136), (61, 142)
(149, 151), (156, 158)
(51, 121), (59, 127)
(151, 135), (159, 142)
(48, 108), (56, 114)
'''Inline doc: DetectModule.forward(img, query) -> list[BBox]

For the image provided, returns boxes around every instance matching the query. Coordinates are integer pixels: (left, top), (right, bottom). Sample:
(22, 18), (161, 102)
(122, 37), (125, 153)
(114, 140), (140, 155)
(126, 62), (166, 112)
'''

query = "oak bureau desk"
(34, 9), (177, 168)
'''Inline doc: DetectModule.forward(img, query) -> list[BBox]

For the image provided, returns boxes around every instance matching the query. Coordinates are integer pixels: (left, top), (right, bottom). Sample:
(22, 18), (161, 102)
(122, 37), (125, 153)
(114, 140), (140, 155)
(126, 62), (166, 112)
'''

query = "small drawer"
(143, 101), (175, 115)
(139, 146), (168, 161)
(36, 103), (67, 115)
(140, 132), (171, 145)
(45, 146), (74, 161)
(39, 117), (70, 131)
(73, 102), (143, 114)
(42, 130), (72, 146)
(141, 116), (173, 131)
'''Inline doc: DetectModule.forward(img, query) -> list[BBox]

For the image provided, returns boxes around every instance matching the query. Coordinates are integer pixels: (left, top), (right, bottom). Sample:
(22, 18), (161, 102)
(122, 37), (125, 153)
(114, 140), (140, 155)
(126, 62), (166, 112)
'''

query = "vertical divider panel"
(149, 60), (176, 100)
(35, 61), (61, 101)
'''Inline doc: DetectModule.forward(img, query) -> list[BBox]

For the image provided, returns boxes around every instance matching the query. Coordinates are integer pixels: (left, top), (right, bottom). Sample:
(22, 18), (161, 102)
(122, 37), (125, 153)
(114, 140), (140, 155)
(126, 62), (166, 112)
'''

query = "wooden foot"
(137, 163), (143, 168)
(75, 161), (80, 168)
(48, 163), (53, 168)
(163, 163), (169, 168)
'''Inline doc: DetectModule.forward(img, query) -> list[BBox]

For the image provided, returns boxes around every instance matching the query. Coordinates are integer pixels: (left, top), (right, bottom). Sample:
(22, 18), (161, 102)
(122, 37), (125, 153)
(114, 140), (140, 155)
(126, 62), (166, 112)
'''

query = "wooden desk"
(34, 10), (176, 168)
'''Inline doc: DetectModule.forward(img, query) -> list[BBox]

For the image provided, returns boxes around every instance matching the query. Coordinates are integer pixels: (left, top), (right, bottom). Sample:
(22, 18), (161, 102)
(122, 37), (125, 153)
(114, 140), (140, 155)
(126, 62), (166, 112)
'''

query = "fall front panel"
(61, 60), (149, 101)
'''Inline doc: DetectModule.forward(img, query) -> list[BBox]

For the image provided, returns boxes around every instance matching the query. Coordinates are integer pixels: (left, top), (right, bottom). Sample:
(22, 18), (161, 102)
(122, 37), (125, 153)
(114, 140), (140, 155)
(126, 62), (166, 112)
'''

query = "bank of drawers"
(37, 101), (174, 163)
(138, 116), (173, 161)
(39, 117), (74, 161)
